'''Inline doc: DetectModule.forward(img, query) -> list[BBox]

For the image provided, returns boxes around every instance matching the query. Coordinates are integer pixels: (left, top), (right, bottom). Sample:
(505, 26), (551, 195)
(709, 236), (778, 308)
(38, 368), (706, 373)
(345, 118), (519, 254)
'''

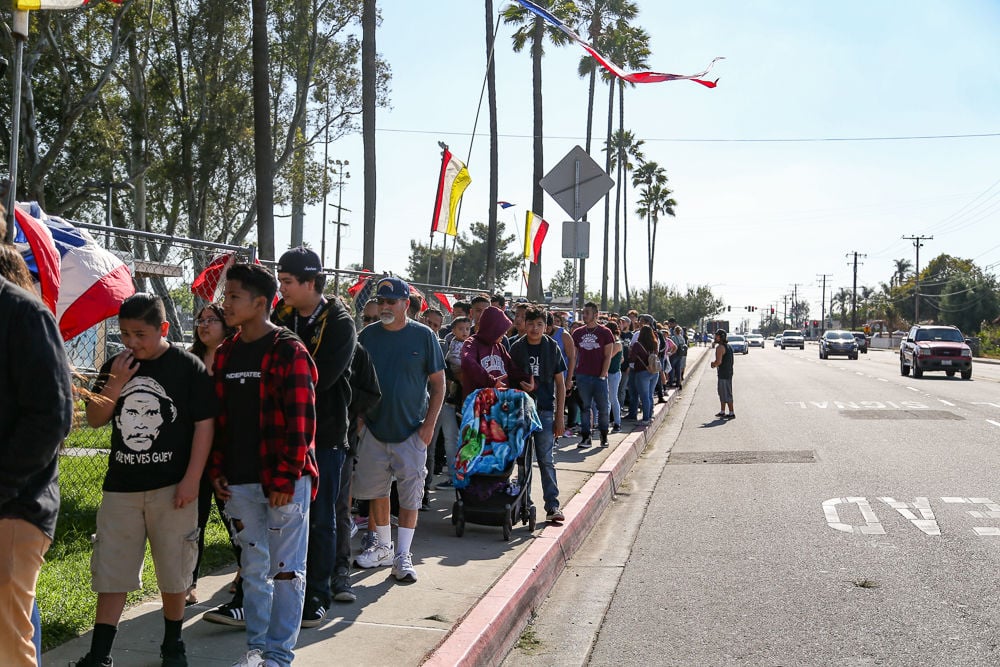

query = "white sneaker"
(354, 534), (394, 568)
(232, 649), (266, 667)
(392, 551), (417, 582)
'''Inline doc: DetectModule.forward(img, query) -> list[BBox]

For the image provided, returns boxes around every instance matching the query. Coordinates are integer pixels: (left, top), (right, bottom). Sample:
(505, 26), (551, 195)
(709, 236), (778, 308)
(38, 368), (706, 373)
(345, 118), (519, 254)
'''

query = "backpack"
(639, 343), (662, 373)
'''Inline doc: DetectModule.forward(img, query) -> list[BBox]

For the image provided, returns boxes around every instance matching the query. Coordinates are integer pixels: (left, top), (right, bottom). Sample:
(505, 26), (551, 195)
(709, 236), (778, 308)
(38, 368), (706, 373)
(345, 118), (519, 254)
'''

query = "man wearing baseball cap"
(354, 277), (444, 583)
(271, 246), (357, 626)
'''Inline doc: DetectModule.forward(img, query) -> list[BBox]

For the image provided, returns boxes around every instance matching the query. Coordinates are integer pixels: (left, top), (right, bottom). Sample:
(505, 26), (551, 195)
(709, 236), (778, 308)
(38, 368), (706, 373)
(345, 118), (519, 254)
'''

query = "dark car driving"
(819, 330), (859, 360)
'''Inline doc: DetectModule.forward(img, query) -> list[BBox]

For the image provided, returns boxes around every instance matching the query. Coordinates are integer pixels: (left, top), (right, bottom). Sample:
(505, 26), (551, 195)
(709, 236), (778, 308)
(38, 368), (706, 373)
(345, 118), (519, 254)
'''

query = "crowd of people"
(0, 237), (699, 667)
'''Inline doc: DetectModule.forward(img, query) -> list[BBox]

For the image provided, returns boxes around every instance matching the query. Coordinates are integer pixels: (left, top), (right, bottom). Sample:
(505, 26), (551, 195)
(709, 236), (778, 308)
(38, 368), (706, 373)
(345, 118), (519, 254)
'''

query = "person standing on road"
(572, 302), (614, 448)
(710, 329), (735, 420)
(354, 277), (444, 583)
(273, 247), (356, 629)
(0, 274), (73, 667)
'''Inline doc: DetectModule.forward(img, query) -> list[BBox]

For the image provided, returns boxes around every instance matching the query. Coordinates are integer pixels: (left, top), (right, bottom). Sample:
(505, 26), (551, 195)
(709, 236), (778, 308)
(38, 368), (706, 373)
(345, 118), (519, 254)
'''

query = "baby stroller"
(451, 388), (541, 541)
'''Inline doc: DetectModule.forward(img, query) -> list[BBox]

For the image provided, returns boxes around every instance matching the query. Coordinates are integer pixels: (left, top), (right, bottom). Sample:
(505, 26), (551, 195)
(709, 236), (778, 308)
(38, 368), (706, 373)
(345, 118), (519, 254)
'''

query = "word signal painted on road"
(823, 497), (1000, 536)
(787, 401), (928, 410)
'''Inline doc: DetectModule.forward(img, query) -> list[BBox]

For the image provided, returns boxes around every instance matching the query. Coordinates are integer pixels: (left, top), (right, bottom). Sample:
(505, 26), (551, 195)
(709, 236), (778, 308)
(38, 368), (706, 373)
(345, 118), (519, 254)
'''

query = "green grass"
(38, 454), (236, 651)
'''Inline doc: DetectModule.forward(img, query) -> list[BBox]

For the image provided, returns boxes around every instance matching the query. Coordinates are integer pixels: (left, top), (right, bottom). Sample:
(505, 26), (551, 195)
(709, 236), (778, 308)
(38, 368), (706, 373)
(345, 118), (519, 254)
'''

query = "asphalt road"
(506, 344), (1000, 666)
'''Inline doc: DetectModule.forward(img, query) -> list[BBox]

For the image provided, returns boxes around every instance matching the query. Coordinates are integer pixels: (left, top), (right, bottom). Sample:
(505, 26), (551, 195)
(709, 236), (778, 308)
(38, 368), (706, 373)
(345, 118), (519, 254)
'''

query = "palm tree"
(635, 162), (676, 313)
(605, 129), (643, 310)
(576, 1), (638, 155)
(361, 0), (377, 270)
(503, 1), (579, 301)
(892, 258), (912, 287)
(574, 2), (639, 309)
(484, 0), (500, 291)
(251, 0), (275, 260)
(833, 287), (852, 323)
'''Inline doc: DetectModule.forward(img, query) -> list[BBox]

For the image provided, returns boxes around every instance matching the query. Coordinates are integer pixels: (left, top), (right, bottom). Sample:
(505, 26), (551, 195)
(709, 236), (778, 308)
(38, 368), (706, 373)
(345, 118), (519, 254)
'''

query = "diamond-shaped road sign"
(539, 145), (614, 222)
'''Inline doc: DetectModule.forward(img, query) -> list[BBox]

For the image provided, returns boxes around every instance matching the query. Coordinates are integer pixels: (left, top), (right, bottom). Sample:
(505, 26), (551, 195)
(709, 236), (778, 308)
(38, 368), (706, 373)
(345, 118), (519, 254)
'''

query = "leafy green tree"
(407, 221), (522, 290)
(548, 260), (577, 297)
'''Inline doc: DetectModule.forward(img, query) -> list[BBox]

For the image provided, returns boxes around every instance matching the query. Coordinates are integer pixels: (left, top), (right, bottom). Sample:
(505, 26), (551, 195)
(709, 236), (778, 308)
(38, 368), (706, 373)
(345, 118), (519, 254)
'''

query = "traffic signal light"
(727, 306), (731, 311)
(771, 307), (775, 314)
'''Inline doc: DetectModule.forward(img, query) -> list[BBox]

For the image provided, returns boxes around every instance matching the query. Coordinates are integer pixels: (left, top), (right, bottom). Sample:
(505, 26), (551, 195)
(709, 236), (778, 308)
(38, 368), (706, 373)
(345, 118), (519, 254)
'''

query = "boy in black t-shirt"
(77, 294), (215, 667)
(510, 306), (567, 524)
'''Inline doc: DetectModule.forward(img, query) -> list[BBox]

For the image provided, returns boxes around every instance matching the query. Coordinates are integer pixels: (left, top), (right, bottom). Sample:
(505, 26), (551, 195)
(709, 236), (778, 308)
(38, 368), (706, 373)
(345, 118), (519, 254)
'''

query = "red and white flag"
(524, 211), (549, 264)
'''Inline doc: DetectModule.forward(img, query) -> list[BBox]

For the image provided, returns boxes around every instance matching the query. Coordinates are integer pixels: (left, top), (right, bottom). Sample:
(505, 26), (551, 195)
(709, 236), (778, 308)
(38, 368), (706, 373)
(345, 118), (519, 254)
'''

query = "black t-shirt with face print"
(93, 346), (215, 492)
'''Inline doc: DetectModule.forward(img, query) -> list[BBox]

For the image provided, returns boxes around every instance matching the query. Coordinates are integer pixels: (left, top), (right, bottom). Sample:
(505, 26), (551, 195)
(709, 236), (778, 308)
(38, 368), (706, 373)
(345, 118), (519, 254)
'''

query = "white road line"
(906, 386), (920, 392)
(877, 378), (888, 382)
(939, 399), (955, 406)
(987, 420), (1000, 429)
(856, 372), (865, 376)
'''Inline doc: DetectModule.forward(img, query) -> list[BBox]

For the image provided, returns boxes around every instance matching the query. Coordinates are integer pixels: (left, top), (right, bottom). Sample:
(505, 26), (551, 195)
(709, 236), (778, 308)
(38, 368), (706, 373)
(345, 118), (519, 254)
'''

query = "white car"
(746, 333), (765, 348)
(780, 330), (805, 349)
(773, 335), (782, 347)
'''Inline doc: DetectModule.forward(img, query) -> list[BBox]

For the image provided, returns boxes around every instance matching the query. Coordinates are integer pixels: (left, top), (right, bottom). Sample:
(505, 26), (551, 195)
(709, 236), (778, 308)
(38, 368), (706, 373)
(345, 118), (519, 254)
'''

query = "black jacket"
(272, 297), (356, 449)
(347, 343), (382, 455)
(0, 279), (74, 539)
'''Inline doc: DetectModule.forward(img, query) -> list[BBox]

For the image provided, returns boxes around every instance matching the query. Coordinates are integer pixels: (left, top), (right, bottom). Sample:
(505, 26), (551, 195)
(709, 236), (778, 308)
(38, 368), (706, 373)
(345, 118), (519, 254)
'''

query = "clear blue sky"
(287, 1), (1000, 320)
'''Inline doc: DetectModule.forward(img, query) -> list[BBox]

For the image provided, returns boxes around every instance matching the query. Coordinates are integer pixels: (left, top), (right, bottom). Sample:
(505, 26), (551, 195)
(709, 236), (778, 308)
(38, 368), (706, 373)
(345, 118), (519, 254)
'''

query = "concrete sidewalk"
(46, 347), (708, 667)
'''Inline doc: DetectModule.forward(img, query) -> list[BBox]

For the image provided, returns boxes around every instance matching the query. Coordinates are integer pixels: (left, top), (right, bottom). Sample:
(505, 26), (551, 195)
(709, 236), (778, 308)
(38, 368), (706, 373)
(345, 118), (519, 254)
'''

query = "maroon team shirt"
(572, 324), (614, 377)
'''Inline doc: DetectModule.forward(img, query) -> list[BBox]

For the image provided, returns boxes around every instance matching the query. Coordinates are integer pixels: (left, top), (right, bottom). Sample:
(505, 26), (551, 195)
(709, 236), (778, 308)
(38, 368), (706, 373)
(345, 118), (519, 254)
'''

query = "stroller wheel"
(527, 505), (537, 533)
(502, 507), (513, 541)
(451, 501), (460, 526)
(455, 516), (465, 537)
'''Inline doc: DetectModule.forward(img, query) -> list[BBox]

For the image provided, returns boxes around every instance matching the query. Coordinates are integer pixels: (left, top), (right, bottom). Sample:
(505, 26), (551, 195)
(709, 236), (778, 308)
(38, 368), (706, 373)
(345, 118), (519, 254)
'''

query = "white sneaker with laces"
(392, 551), (417, 582)
(354, 534), (394, 569)
(232, 648), (266, 667)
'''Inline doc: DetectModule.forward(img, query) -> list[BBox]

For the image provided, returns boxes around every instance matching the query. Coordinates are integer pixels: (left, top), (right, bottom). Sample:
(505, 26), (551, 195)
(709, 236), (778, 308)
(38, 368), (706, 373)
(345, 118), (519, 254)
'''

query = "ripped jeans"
(225, 478), (310, 667)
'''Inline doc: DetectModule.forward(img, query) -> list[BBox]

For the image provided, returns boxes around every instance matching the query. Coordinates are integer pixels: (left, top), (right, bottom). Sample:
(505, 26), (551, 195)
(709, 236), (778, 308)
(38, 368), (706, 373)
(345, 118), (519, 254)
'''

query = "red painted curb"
(424, 349), (705, 666)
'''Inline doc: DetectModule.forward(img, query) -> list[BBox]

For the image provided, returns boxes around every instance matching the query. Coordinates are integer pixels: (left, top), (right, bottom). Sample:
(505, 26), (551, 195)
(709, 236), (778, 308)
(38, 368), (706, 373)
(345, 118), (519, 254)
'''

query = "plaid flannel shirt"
(209, 327), (320, 500)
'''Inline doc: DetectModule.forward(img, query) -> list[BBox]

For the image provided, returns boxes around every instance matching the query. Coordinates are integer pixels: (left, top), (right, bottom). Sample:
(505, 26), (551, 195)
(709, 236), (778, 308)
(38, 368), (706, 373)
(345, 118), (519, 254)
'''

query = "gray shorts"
(717, 378), (734, 403)
(353, 428), (427, 511)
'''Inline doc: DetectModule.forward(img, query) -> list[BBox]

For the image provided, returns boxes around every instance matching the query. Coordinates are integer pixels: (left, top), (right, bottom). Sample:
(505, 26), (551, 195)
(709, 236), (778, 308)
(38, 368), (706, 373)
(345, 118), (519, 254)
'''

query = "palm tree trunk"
(646, 210), (653, 314)
(612, 143), (622, 312)
(600, 76), (614, 310)
(361, 0), (377, 270)
(527, 16), (544, 301)
(251, 0), (275, 260)
(484, 0), (499, 292)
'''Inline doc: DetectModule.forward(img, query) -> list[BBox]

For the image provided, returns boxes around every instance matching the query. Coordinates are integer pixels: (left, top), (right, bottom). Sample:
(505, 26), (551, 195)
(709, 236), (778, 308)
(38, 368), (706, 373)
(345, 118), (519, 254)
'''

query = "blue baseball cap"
(374, 276), (410, 300)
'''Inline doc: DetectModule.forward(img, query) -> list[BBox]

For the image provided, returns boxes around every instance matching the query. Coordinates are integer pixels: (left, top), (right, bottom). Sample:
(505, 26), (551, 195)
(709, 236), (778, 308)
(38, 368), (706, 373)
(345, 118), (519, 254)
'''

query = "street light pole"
(332, 160), (350, 292)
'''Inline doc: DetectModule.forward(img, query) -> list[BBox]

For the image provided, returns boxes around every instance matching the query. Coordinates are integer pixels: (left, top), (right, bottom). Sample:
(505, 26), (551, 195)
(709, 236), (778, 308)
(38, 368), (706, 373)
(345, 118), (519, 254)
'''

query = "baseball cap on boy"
(277, 246), (322, 276)
(374, 276), (410, 300)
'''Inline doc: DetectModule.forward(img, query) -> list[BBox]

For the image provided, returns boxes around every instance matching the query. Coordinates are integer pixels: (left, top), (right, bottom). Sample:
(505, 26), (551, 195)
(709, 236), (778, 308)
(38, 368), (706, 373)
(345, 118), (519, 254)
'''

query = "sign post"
(540, 146), (613, 318)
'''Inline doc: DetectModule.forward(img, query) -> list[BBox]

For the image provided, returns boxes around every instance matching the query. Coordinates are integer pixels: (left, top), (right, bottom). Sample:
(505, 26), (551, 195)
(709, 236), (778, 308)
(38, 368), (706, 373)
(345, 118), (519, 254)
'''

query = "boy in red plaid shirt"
(208, 264), (318, 667)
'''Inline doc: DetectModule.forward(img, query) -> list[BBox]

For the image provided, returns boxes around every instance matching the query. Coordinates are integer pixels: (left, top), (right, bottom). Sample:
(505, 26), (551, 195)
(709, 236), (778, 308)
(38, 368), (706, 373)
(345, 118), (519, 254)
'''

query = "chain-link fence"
(61, 223), (254, 517)
(59, 224), (494, 516)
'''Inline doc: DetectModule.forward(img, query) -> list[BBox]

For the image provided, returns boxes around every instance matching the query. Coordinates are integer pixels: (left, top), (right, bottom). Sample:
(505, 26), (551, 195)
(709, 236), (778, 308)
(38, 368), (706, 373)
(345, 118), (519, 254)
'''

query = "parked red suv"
(899, 325), (973, 379)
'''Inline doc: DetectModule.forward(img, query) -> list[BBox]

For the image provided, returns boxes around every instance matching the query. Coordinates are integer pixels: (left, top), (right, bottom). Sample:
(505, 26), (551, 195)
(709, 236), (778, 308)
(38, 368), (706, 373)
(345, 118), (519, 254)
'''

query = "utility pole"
(816, 273), (832, 333)
(789, 283), (802, 327)
(783, 294), (788, 327)
(846, 252), (866, 330)
(901, 235), (932, 323)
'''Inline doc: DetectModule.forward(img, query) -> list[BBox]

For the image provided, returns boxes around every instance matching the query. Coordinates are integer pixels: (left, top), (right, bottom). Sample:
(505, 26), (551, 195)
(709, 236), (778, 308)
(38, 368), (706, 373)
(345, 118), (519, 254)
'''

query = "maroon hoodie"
(460, 306), (522, 397)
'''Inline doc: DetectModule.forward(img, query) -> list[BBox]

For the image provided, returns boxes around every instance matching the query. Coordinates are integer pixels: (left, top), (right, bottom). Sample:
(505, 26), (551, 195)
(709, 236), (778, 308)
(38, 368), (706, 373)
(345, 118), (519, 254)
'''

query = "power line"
(375, 126), (1000, 144)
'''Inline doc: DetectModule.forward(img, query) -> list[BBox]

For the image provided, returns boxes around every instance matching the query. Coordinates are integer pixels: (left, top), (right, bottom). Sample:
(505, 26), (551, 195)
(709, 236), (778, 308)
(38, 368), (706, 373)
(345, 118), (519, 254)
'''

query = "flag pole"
(4, 10), (29, 244)
(426, 230), (435, 284)
(446, 10), (502, 288)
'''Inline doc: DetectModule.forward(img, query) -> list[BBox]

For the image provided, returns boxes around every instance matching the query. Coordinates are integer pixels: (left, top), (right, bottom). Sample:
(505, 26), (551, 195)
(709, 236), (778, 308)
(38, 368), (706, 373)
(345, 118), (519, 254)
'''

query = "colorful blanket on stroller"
(453, 388), (541, 489)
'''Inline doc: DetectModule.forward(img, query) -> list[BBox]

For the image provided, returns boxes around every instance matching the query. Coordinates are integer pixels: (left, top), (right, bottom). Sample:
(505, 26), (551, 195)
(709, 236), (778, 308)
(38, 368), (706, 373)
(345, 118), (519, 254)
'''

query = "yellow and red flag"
(524, 211), (549, 264)
(15, 0), (116, 9)
(430, 149), (471, 237)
